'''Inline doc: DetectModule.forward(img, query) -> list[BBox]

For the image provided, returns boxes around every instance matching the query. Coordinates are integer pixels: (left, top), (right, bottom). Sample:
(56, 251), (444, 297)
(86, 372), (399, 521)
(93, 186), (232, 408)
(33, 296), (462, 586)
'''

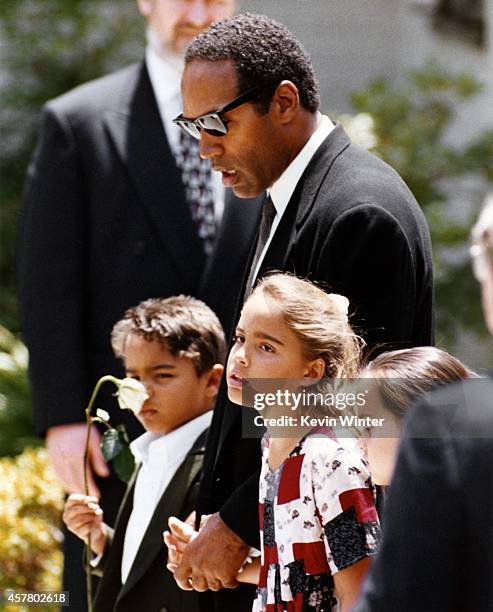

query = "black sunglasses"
(172, 85), (265, 140)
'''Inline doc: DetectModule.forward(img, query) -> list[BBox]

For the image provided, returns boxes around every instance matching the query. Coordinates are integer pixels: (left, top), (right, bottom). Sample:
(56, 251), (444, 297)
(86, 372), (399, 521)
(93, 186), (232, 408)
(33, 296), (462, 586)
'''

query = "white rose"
(96, 408), (110, 422)
(116, 378), (149, 414)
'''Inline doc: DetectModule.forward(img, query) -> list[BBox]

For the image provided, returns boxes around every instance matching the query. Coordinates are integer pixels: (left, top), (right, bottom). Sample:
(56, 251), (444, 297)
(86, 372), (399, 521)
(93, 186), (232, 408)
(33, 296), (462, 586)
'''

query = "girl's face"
(227, 291), (321, 406)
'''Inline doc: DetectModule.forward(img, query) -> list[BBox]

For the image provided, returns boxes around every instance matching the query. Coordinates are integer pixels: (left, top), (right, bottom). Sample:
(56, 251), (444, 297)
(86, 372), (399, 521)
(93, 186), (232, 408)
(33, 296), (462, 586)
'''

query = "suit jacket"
(354, 376), (493, 612)
(197, 125), (434, 609)
(92, 428), (207, 612)
(16, 60), (262, 440)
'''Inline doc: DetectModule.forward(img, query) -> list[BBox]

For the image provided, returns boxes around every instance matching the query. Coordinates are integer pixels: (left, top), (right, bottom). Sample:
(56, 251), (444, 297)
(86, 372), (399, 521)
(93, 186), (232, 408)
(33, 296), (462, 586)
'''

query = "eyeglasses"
(173, 85), (264, 140)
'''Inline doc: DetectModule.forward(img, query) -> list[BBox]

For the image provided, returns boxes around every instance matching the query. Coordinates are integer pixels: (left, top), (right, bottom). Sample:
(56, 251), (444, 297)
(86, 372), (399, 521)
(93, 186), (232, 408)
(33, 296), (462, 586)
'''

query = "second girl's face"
(227, 291), (317, 405)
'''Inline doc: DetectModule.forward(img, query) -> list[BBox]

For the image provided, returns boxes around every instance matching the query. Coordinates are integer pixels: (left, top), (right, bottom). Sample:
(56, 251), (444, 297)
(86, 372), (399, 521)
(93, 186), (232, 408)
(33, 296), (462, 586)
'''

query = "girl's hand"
(163, 516), (198, 573)
(236, 556), (260, 585)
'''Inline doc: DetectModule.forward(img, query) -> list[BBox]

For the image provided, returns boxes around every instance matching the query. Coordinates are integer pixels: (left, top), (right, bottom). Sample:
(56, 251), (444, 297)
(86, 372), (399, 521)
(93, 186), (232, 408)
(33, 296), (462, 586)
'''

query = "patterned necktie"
(175, 131), (216, 255)
(244, 195), (277, 300)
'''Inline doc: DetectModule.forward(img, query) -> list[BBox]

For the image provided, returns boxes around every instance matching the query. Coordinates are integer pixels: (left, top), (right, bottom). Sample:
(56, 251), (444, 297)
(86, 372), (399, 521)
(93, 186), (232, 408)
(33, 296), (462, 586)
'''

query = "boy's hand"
(63, 493), (107, 556)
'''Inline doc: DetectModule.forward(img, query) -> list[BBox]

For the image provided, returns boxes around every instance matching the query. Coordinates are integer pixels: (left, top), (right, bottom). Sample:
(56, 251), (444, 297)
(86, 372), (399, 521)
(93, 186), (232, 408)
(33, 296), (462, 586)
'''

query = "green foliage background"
(0, 0), (144, 330)
(351, 63), (493, 352)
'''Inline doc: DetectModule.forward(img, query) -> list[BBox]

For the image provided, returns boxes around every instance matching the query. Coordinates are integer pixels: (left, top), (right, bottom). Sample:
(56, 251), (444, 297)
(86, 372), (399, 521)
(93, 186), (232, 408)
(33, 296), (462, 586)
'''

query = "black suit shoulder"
(45, 62), (141, 118)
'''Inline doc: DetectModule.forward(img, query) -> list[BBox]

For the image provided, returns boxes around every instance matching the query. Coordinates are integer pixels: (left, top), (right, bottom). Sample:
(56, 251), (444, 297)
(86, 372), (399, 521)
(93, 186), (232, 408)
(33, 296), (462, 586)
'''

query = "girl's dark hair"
(361, 346), (478, 417)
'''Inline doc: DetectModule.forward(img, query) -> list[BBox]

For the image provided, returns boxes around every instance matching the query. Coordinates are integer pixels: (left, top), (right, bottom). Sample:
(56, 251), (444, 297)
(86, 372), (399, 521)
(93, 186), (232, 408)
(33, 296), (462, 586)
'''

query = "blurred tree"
(0, 325), (36, 455)
(350, 62), (493, 350)
(0, 0), (143, 330)
(0, 448), (64, 598)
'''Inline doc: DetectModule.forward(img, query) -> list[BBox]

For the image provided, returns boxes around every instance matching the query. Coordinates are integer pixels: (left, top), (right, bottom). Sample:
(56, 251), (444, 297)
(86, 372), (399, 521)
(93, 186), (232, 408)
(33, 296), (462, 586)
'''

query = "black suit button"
(134, 240), (146, 255)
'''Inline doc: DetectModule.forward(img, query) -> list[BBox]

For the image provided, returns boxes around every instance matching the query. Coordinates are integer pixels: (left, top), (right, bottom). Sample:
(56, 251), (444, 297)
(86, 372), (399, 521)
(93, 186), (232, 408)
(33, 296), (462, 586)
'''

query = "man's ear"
(272, 80), (300, 125)
(204, 364), (224, 399)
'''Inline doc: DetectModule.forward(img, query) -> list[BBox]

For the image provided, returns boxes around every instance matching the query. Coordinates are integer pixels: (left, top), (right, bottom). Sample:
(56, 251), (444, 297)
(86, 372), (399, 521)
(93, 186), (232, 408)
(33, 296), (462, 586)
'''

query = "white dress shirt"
(145, 47), (224, 223)
(120, 410), (212, 583)
(251, 115), (335, 282)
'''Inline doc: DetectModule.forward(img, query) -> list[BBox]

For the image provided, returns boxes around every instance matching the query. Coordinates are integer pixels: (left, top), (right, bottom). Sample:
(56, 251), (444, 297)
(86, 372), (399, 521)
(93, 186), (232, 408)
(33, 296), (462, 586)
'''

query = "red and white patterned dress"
(253, 428), (380, 611)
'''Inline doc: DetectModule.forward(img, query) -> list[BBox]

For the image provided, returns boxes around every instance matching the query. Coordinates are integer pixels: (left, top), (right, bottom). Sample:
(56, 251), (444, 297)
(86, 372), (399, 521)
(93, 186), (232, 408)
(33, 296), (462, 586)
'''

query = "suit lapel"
(259, 125), (351, 277)
(118, 430), (207, 598)
(104, 61), (205, 287)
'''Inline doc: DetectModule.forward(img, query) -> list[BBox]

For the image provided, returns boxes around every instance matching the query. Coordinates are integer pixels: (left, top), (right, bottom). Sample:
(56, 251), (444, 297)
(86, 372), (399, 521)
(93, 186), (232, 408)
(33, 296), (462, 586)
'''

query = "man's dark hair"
(185, 13), (320, 114)
(111, 296), (226, 375)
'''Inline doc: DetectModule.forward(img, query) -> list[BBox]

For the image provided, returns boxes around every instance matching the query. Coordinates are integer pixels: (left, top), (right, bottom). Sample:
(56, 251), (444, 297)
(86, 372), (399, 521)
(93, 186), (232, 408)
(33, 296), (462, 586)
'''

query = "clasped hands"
(163, 511), (250, 592)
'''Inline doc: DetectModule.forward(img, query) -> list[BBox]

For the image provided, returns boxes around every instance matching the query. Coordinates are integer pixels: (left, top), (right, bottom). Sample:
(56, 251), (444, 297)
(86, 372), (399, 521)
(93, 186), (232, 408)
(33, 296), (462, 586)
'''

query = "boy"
(63, 296), (225, 612)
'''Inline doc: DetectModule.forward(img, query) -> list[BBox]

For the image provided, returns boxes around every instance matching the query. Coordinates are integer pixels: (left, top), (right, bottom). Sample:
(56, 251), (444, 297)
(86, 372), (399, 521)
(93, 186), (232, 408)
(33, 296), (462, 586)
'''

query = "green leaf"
(101, 428), (123, 462)
(112, 445), (135, 483)
(101, 426), (135, 483)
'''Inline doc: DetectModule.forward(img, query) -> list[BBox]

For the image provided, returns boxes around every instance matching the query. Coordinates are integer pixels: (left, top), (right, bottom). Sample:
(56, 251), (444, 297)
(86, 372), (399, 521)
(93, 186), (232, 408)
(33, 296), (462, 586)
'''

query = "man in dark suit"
(168, 13), (434, 610)
(16, 1), (262, 609)
(354, 194), (493, 612)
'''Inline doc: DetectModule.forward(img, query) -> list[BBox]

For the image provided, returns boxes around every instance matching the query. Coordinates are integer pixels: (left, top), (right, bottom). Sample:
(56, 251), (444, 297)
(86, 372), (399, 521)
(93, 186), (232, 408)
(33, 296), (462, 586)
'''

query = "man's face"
(181, 59), (287, 198)
(137, 0), (235, 55)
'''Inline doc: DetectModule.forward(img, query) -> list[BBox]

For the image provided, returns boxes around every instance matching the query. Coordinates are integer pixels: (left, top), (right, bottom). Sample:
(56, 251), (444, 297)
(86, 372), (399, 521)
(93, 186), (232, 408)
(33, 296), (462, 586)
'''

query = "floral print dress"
(252, 428), (380, 612)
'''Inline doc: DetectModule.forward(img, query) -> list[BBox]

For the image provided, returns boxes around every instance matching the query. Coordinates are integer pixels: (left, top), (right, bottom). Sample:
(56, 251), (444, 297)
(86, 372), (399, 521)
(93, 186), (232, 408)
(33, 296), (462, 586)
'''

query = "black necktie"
(175, 131), (216, 255)
(244, 195), (276, 300)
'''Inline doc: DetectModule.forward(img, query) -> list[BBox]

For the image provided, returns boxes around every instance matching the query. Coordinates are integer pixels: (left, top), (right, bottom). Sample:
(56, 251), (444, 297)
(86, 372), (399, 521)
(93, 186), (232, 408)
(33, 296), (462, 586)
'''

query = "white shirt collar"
(268, 114), (335, 217)
(130, 410), (212, 466)
(145, 45), (182, 109)
(122, 410), (212, 584)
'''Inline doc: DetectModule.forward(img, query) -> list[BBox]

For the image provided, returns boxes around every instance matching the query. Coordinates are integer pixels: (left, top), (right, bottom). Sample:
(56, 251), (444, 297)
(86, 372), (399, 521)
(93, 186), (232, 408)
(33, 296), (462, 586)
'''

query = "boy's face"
(123, 334), (220, 434)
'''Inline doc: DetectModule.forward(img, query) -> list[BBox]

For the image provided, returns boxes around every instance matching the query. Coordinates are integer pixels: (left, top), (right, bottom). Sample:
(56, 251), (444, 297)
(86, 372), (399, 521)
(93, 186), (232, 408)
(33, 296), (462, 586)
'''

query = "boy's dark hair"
(111, 296), (226, 375)
(185, 13), (320, 114)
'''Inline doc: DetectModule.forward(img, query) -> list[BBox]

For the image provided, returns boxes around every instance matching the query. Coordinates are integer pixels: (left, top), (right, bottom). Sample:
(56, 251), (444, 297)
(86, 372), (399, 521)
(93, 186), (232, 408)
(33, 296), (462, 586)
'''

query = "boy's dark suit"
(16, 60), (261, 610)
(197, 124), (434, 610)
(354, 377), (493, 612)
(93, 429), (208, 612)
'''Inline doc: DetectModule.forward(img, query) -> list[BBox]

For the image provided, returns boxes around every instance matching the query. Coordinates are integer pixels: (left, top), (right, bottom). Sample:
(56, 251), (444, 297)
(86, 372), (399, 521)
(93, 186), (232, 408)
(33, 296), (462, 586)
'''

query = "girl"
(359, 346), (477, 488)
(227, 273), (380, 612)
